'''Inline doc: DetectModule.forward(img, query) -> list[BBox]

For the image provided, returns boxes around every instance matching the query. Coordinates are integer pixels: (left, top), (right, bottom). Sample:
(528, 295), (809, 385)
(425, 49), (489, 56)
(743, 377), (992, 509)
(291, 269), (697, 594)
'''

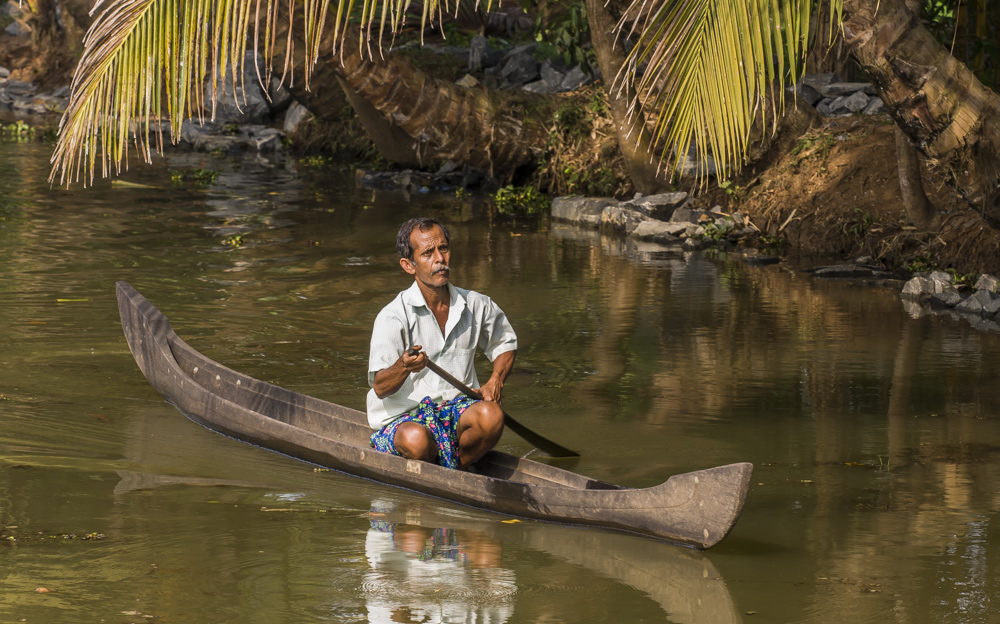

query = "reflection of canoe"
(371, 504), (741, 624)
(116, 281), (752, 548)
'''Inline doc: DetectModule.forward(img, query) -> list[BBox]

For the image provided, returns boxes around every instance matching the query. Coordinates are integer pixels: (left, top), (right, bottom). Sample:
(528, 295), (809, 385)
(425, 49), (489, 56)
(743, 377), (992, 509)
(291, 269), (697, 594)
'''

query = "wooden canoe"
(116, 281), (752, 548)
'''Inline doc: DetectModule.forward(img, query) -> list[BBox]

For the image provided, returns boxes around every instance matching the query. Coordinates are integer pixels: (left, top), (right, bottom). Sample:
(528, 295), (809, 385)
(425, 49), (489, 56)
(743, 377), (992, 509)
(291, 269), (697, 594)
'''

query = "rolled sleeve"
(368, 309), (407, 387)
(478, 298), (518, 362)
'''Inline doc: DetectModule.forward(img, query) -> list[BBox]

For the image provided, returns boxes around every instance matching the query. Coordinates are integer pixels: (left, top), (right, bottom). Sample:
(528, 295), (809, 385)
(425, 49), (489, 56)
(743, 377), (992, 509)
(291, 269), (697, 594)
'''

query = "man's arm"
(477, 350), (515, 405)
(372, 346), (427, 399)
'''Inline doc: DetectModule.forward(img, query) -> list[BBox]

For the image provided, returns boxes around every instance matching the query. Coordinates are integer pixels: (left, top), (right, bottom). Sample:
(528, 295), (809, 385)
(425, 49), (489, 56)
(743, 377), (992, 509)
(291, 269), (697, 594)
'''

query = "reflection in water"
(364, 500), (514, 624)
(9, 139), (1000, 622)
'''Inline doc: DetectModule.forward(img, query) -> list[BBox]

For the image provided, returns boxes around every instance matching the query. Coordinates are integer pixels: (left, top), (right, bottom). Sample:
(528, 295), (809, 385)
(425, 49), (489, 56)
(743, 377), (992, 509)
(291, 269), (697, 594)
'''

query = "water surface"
(3, 141), (1000, 623)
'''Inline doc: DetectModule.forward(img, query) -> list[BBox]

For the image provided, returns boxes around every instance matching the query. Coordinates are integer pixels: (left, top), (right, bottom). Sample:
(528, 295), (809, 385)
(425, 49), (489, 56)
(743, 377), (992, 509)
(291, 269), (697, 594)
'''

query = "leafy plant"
(491, 185), (550, 216)
(534, 3), (594, 72)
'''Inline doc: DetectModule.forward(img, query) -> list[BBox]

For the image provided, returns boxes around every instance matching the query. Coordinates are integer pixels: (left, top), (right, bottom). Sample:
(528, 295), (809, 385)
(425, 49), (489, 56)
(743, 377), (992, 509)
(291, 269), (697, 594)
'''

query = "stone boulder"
(283, 101), (313, 134)
(551, 197), (618, 227)
(955, 290), (1000, 317)
(630, 220), (685, 243)
(974, 274), (1000, 292)
(600, 205), (650, 234)
(621, 192), (689, 220)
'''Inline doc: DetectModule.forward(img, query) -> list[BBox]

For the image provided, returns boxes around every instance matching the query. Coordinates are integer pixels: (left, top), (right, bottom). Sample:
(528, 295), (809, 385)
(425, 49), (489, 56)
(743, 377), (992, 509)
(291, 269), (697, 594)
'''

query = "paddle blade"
(502, 412), (580, 458)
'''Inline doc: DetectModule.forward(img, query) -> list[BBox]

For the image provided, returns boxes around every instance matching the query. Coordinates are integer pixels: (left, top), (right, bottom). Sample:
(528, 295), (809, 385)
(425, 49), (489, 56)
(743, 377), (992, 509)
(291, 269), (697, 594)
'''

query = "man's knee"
(394, 423), (436, 461)
(466, 401), (504, 439)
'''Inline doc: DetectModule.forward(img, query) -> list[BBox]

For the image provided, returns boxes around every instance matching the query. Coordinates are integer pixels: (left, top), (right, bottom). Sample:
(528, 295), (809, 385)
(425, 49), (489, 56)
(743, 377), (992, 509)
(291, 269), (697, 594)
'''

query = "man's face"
(401, 225), (450, 288)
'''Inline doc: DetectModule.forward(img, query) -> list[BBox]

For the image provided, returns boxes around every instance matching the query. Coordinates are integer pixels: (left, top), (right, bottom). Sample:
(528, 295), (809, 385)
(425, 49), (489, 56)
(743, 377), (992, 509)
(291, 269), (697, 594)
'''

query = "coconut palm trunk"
(585, 0), (672, 194)
(267, 6), (558, 179)
(842, 0), (1000, 225)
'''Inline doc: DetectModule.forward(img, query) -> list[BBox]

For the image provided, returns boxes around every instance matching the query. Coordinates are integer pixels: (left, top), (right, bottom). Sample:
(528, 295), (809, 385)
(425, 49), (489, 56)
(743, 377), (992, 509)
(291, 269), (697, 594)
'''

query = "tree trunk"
(268, 10), (558, 180)
(842, 0), (1000, 226)
(584, 0), (671, 194)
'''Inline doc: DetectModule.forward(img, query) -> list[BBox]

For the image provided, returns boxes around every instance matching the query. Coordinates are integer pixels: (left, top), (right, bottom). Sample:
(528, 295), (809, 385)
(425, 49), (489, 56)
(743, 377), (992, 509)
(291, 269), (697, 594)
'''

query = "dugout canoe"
(116, 281), (752, 548)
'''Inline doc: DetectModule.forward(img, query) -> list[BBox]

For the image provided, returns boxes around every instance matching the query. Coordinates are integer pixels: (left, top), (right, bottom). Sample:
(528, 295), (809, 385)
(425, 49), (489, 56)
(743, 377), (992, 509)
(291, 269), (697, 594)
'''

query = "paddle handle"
(405, 347), (580, 458)
(407, 347), (484, 401)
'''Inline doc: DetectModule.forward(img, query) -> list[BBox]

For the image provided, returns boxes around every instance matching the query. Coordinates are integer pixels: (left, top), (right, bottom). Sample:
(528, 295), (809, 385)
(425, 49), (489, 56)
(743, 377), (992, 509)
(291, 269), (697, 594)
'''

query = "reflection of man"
(364, 500), (515, 624)
(367, 218), (517, 471)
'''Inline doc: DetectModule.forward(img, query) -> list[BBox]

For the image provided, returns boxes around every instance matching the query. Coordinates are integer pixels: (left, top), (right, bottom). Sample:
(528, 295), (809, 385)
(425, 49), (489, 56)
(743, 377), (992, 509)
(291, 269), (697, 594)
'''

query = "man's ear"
(400, 257), (416, 275)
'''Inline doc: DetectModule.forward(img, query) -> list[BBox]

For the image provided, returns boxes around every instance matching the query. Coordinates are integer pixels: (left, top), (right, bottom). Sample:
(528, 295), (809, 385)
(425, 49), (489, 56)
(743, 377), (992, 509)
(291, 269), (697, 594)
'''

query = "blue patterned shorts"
(370, 396), (479, 469)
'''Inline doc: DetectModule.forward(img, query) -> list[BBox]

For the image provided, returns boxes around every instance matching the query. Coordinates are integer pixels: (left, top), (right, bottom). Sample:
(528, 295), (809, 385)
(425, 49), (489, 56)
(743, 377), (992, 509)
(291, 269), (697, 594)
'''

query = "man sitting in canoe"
(367, 217), (518, 471)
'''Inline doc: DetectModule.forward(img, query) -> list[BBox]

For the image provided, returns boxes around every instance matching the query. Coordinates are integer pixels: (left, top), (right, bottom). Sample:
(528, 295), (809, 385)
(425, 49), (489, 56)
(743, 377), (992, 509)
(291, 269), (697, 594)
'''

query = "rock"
(683, 237), (708, 250)
(630, 220), (682, 243)
(282, 101), (313, 134)
(502, 43), (537, 61)
(249, 127), (284, 152)
(194, 134), (250, 153)
(621, 191), (689, 220)
(0, 66), (9, 79)
(742, 254), (781, 266)
(551, 196), (618, 227)
(455, 74), (479, 88)
(207, 49), (271, 124)
(815, 82), (876, 98)
(810, 265), (888, 279)
(180, 119), (222, 143)
(3, 79), (35, 95)
(393, 170), (434, 192)
(601, 205), (650, 234)
(51, 85), (71, 98)
(955, 289), (998, 316)
(4, 21), (28, 36)
(500, 53), (539, 87)
(267, 76), (294, 113)
(469, 36), (502, 72)
(670, 206), (713, 224)
(974, 274), (999, 292)
(863, 97), (884, 115)
(841, 91), (870, 113)
(929, 270), (955, 291)
(802, 72), (841, 87)
(11, 97), (48, 115)
(523, 59), (567, 93)
(797, 83), (823, 106)
(817, 92), (868, 116)
(902, 276), (935, 298)
(560, 65), (589, 91)
(930, 291), (963, 308)
(522, 79), (558, 94)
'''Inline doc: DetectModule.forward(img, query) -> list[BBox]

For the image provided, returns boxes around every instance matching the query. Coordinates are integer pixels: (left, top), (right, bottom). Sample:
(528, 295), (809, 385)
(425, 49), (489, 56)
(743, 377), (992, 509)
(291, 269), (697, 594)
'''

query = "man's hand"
(476, 350), (515, 406)
(372, 345), (427, 399)
(478, 377), (504, 405)
(402, 346), (428, 372)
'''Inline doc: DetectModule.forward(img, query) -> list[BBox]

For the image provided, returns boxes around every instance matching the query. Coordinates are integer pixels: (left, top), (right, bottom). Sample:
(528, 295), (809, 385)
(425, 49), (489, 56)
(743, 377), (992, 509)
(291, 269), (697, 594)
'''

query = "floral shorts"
(370, 396), (479, 469)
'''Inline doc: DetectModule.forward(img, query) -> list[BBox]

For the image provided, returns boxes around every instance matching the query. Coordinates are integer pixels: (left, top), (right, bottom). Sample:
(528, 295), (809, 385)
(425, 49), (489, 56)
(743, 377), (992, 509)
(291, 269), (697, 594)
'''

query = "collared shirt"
(366, 281), (518, 429)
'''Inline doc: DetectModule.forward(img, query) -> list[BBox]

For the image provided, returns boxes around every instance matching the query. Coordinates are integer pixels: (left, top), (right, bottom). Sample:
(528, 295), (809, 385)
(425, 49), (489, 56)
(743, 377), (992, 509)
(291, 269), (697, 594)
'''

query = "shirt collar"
(402, 281), (465, 310)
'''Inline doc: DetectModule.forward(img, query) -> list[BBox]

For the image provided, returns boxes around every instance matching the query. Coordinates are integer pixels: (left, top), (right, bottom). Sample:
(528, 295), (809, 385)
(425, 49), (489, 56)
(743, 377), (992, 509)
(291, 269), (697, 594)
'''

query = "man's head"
(397, 218), (451, 289)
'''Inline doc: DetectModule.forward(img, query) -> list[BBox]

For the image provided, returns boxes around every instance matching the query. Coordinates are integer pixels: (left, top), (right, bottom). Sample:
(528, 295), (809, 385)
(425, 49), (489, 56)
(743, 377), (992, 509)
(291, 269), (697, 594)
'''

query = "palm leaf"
(49, 0), (495, 186)
(618, 0), (843, 183)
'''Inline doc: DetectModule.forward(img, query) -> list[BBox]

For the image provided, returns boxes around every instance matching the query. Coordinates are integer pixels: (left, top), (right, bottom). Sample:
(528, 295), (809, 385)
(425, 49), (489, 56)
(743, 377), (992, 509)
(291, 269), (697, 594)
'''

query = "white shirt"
(366, 282), (518, 429)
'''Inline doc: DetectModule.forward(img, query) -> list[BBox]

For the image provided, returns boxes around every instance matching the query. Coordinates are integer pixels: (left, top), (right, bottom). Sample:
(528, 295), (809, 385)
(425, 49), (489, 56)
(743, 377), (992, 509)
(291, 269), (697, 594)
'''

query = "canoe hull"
(116, 281), (752, 548)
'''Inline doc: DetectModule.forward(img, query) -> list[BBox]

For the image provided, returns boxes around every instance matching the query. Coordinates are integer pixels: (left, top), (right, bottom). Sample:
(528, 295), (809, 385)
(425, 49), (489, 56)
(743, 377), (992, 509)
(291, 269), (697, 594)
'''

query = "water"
(4, 140), (1000, 623)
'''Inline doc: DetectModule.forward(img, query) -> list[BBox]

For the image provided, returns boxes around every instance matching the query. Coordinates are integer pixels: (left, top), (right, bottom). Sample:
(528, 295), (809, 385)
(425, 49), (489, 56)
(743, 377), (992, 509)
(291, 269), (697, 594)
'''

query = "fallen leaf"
(501, 519), (522, 524)
(56, 298), (90, 303)
(35, 588), (50, 593)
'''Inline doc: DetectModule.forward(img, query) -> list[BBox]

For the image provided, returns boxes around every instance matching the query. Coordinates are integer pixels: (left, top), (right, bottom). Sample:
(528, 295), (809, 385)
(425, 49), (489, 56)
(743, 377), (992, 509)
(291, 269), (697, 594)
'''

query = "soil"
(721, 116), (1000, 277)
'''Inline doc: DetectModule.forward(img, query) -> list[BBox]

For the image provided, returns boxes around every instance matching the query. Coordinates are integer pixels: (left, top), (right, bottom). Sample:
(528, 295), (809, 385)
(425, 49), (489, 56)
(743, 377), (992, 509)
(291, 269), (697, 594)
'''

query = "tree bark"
(842, 0), (1000, 225)
(267, 10), (557, 180)
(584, 0), (671, 194)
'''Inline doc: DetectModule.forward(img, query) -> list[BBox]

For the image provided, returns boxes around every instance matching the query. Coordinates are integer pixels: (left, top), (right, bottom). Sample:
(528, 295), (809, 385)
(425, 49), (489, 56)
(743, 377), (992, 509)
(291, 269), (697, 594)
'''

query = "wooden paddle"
(407, 348), (580, 458)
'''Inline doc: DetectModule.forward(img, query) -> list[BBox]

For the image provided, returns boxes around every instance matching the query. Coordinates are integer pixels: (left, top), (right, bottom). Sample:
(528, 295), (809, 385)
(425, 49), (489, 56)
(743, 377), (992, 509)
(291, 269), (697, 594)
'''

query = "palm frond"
(49, 0), (490, 186)
(617, 0), (842, 183)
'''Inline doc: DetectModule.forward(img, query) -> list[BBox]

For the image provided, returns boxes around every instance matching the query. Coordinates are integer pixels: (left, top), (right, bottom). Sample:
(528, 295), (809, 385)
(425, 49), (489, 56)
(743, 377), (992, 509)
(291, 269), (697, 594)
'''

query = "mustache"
(433, 265), (450, 274)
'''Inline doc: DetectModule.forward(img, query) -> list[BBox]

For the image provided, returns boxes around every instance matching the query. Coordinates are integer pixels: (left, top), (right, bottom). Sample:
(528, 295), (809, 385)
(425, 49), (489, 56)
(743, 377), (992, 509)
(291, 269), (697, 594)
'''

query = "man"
(367, 218), (517, 471)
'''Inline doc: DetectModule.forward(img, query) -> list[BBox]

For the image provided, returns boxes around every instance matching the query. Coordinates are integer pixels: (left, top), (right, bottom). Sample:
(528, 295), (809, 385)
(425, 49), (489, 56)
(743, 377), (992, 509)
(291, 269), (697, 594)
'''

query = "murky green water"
(4, 140), (1000, 623)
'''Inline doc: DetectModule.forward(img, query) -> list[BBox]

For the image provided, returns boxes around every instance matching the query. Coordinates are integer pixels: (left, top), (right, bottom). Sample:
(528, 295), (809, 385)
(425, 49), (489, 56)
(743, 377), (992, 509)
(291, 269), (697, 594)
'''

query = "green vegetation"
(1, 121), (36, 142)
(491, 185), (550, 216)
(170, 168), (220, 185)
(843, 207), (878, 239)
(222, 234), (245, 246)
(533, 3), (595, 72)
